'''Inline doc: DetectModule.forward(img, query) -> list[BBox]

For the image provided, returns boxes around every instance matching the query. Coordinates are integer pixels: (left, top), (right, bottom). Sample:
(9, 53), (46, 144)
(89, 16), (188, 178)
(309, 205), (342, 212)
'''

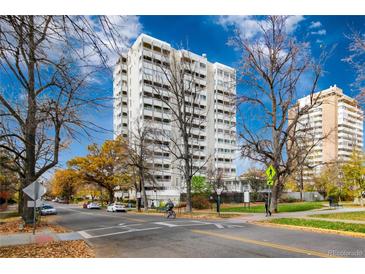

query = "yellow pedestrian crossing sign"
(266, 165), (276, 179)
(267, 178), (274, 186)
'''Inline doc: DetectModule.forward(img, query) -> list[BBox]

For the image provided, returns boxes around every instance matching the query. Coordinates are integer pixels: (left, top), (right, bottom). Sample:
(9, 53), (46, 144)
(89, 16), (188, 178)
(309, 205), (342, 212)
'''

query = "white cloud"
(311, 29), (326, 36)
(309, 21), (322, 29)
(285, 15), (305, 33)
(217, 15), (305, 39)
(81, 16), (142, 68)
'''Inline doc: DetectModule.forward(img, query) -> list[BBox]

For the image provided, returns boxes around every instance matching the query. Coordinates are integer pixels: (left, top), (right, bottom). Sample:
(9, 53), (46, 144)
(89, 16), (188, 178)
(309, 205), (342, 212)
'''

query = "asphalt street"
(52, 203), (365, 258)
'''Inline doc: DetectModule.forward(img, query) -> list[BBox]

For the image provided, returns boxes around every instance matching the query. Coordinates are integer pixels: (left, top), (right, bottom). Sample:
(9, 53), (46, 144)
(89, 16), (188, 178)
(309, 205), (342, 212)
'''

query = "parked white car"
(107, 203), (127, 212)
(40, 204), (57, 215)
(87, 202), (101, 209)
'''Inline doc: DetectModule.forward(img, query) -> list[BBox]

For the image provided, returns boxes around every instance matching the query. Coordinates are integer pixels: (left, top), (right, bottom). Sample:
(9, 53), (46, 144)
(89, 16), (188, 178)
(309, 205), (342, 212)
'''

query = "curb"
(252, 221), (365, 239)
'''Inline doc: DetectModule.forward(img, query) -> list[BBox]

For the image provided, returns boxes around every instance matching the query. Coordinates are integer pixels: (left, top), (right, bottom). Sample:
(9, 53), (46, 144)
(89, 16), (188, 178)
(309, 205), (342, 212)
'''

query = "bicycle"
(165, 209), (176, 219)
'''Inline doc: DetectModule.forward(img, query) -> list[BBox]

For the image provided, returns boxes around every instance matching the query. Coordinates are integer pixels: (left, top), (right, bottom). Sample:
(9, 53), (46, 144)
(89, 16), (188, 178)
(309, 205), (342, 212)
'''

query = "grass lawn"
(269, 218), (365, 233)
(310, 211), (365, 221)
(0, 211), (19, 220)
(220, 202), (324, 213)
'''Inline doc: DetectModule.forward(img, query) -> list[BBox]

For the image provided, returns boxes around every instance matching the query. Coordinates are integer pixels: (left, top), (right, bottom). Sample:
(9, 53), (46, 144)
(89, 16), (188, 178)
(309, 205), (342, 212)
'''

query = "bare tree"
(232, 16), (329, 212)
(145, 49), (211, 212)
(0, 16), (130, 222)
(127, 119), (158, 211)
(206, 166), (226, 194)
(343, 28), (365, 102)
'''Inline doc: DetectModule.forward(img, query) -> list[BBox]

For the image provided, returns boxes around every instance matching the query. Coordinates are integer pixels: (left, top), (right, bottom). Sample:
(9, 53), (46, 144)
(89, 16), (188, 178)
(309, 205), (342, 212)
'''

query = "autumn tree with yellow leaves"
(67, 137), (132, 203)
(50, 169), (80, 203)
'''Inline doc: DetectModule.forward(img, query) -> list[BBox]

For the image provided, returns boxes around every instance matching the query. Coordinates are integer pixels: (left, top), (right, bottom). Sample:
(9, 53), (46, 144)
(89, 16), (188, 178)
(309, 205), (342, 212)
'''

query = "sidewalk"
(225, 206), (365, 223)
(0, 230), (82, 247)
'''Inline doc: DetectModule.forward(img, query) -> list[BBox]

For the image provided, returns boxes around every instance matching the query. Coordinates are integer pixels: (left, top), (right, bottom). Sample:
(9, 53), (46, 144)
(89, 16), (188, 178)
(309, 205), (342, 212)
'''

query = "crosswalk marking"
(79, 227), (161, 239)
(214, 224), (224, 229)
(154, 222), (180, 227)
(227, 224), (245, 228)
(78, 231), (92, 239)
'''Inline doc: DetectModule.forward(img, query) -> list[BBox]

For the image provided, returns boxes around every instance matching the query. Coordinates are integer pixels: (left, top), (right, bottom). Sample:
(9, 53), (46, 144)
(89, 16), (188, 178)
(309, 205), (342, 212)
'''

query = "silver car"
(107, 203), (127, 212)
(40, 204), (57, 215)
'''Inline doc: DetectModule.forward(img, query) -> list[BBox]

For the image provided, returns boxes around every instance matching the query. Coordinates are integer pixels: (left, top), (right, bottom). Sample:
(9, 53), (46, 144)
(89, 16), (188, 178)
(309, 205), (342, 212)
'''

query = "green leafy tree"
(313, 163), (352, 201)
(342, 150), (365, 205)
(192, 176), (211, 195)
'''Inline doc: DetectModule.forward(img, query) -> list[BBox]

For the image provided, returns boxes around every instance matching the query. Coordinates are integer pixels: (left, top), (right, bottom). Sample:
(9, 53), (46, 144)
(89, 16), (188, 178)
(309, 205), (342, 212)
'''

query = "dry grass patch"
(0, 216), (70, 234)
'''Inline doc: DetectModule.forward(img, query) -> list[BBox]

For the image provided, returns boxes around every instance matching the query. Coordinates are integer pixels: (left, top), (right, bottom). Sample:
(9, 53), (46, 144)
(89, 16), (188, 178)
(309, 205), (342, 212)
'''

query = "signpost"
(244, 191), (250, 209)
(27, 200), (42, 208)
(22, 181), (46, 234)
(265, 165), (276, 213)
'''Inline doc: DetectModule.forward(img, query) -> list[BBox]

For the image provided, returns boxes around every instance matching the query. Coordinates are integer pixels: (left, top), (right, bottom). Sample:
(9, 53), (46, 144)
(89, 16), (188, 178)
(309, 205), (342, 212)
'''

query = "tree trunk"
(108, 189), (114, 204)
(22, 16), (38, 224)
(140, 166), (148, 211)
(18, 189), (24, 215)
(270, 177), (284, 213)
(141, 182), (148, 211)
(300, 168), (304, 201)
(185, 179), (192, 212)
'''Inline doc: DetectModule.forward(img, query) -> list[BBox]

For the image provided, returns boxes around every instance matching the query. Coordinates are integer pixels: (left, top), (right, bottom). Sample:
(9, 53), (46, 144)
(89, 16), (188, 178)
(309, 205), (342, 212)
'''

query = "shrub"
(192, 194), (210, 209)
(280, 197), (300, 203)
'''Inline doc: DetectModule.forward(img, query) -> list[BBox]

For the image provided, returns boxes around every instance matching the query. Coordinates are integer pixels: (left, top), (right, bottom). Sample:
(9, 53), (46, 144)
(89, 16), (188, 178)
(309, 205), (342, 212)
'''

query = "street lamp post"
(153, 187), (158, 210)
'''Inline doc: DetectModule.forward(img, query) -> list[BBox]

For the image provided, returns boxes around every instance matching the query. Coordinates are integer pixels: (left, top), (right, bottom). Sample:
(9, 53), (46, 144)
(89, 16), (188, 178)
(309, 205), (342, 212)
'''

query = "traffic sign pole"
(33, 181), (39, 235)
(266, 165), (276, 215)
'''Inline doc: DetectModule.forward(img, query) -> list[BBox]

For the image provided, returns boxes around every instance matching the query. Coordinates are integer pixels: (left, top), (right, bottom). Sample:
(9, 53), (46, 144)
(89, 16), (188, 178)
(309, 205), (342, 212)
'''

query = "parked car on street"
(87, 202), (101, 209)
(40, 204), (57, 215)
(107, 203), (127, 212)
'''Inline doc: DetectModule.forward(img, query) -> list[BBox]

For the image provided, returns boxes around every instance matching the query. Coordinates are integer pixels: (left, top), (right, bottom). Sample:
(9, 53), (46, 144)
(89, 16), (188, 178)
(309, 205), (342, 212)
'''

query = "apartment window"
(143, 42), (152, 49)
(143, 55), (152, 62)
(153, 46), (162, 53)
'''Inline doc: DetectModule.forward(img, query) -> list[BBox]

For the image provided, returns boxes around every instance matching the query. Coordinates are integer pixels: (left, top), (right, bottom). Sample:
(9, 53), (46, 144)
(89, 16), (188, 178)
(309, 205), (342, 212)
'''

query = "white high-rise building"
(290, 85), (363, 182)
(113, 34), (237, 203)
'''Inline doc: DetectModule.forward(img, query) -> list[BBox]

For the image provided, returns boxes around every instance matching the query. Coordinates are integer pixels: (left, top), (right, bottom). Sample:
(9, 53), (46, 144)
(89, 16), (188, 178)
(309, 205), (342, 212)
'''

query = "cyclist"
(166, 199), (174, 213)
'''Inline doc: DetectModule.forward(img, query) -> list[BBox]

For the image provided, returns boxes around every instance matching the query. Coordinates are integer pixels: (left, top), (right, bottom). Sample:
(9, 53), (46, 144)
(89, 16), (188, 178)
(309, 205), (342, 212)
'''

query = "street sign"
(22, 181), (46, 201)
(267, 178), (274, 186)
(27, 199), (42, 208)
(136, 192), (141, 199)
(216, 187), (223, 195)
(244, 192), (250, 203)
(265, 165), (276, 180)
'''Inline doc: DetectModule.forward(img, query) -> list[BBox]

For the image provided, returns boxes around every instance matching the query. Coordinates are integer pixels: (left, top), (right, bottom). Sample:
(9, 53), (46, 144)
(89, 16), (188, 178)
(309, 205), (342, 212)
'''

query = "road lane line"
(82, 225), (127, 232)
(85, 227), (162, 239)
(78, 231), (92, 239)
(214, 224), (224, 229)
(124, 217), (147, 223)
(191, 229), (340, 258)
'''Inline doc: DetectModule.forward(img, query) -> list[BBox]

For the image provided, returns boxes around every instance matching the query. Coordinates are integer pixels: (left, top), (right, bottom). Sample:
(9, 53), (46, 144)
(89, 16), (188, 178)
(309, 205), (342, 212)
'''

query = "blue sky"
(58, 15), (365, 174)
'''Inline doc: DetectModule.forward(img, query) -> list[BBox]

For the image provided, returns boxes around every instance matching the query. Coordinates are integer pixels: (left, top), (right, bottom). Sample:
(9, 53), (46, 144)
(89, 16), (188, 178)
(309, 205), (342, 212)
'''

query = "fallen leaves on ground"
(0, 240), (95, 258)
(0, 216), (70, 234)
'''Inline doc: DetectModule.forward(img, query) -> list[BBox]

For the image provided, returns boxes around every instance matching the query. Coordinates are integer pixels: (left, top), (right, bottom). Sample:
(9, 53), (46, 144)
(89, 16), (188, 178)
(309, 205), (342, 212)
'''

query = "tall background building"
(113, 34), (237, 203)
(290, 85), (363, 183)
